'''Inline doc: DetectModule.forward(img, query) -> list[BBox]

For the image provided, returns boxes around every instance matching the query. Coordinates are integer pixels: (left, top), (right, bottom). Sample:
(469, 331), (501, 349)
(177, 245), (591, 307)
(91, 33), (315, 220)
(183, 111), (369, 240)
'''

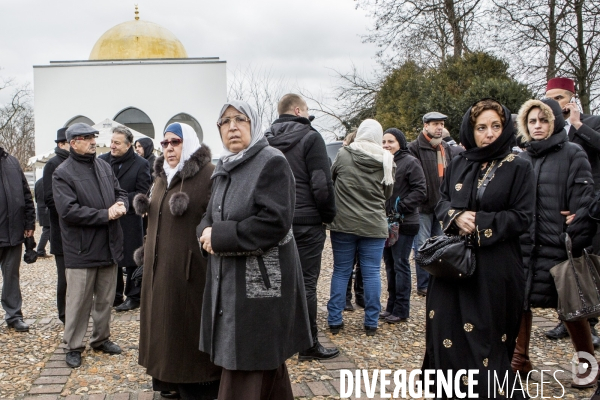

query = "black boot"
(545, 321), (569, 339)
(298, 338), (340, 361)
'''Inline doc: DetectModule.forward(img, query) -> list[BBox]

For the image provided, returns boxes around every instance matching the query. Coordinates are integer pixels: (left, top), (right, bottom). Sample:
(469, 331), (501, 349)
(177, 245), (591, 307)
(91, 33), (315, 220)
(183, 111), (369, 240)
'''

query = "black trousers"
(116, 266), (141, 303)
(55, 255), (66, 323)
(292, 224), (326, 343)
(36, 226), (50, 255)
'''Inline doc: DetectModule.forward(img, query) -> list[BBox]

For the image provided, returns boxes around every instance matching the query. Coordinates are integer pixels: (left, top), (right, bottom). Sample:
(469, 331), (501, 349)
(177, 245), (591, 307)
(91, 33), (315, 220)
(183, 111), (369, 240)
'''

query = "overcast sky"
(0, 0), (379, 107)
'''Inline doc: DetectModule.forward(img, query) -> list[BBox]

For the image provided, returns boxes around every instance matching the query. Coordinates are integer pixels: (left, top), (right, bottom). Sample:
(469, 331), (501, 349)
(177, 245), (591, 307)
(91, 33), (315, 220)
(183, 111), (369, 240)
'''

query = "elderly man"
(53, 123), (128, 368)
(0, 147), (35, 332)
(544, 77), (600, 346)
(99, 127), (151, 312)
(408, 112), (452, 296)
(266, 93), (339, 361)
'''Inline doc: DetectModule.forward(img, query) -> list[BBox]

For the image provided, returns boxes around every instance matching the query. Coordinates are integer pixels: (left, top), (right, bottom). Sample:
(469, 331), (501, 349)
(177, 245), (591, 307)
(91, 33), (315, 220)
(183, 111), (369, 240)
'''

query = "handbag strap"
(476, 160), (500, 209)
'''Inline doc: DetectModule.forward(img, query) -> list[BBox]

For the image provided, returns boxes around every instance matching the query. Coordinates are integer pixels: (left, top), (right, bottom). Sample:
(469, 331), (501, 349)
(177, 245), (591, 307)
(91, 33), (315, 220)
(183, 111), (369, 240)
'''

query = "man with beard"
(53, 123), (128, 368)
(43, 127), (70, 323)
(100, 127), (151, 311)
(408, 112), (452, 297)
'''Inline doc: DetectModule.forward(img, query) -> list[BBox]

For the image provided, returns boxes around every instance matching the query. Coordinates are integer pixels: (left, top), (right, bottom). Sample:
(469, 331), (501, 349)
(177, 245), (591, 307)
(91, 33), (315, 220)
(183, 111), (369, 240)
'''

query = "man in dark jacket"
(53, 123), (128, 368)
(34, 178), (51, 257)
(100, 127), (151, 311)
(265, 94), (339, 361)
(43, 127), (70, 323)
(544, 77), (600, 345)
(408, 112), (452, 296)
(0, 148), (35, 332)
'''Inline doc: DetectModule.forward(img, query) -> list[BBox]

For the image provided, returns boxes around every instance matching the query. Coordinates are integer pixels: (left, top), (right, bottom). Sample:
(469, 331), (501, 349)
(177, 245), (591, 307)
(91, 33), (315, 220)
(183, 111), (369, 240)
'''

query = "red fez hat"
(546, 77), (575, 93)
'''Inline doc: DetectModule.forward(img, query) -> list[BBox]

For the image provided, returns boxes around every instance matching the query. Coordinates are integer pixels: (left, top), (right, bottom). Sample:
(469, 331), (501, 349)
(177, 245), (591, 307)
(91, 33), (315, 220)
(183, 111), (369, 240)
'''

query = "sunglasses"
(160, 138), (183, 148)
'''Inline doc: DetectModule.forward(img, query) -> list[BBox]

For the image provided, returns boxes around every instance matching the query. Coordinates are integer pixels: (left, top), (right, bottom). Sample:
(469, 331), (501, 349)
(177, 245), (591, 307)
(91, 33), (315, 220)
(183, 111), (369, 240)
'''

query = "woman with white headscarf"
(327, 119), (395, 336)
(133, 123), (221, 400)
(197, 101), (311, 400)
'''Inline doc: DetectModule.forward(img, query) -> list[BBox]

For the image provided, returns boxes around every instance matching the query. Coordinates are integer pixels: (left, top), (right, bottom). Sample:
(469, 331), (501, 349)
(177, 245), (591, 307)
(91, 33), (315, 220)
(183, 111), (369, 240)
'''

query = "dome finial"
(134, 4), (139, 20)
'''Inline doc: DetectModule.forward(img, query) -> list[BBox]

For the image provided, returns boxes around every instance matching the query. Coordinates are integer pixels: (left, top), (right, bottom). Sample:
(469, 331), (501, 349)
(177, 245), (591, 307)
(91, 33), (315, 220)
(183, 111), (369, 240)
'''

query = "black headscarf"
(525, 98), (567, 158)
(451, 100), (514, 210)
(135, 138), (155, 160)
(384, 128), (410, 160)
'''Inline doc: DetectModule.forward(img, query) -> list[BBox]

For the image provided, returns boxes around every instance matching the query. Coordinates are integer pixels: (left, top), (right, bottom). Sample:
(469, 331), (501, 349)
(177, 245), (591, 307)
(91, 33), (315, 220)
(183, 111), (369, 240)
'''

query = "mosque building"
(33, 7), (227, 155)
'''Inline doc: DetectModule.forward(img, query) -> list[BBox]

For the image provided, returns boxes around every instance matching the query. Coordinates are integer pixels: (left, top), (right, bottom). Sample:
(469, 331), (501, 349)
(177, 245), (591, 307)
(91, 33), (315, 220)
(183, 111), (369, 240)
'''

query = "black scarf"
(135, 138), (155, 160)
(69, 147), (95, 164)
(451, 103), (514, 210)
(106, 146), (136, 176)
(526, 129), (567, 158)
(55, 147), (69, 161)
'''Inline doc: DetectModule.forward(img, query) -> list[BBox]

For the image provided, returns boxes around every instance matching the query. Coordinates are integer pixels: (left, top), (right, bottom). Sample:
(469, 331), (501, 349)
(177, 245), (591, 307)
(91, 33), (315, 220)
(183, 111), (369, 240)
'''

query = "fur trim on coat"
(153, 145), (212, 183)
(133, 193), (151, 216)
(517, 99), (556, 143)
(133, 245), (144, 267)
(169, 192), (190, 216)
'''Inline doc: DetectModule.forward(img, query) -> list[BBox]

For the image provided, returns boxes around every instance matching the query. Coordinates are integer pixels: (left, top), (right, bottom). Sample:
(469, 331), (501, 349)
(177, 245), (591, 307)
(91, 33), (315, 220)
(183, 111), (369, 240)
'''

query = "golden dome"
(89, 17), (188, 60)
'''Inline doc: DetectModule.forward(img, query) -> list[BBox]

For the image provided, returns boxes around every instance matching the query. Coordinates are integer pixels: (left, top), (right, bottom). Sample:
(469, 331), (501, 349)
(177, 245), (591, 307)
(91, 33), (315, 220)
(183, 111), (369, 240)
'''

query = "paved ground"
(0, 228), (597, 399)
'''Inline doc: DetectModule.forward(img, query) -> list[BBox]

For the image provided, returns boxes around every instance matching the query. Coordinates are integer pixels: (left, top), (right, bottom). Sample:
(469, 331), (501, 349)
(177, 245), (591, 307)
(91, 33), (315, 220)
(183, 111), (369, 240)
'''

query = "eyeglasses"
(217, 115), (250, 128)
(73, 135), (97, 141)
(160, 138), (183, 149)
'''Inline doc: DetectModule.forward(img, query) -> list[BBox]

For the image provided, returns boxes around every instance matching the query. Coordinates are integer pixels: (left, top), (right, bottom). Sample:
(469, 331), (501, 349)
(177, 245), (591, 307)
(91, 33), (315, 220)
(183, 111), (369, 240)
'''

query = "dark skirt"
(152, 378), (220, 400)
(218, 364), (293, 400)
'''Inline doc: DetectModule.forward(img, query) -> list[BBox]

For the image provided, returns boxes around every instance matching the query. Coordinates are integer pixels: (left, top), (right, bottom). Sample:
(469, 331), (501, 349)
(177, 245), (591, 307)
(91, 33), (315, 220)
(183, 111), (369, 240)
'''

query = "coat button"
(218, 205), (221, 211)
(218, 310), (223, 316)
(216, 275), (219, 280)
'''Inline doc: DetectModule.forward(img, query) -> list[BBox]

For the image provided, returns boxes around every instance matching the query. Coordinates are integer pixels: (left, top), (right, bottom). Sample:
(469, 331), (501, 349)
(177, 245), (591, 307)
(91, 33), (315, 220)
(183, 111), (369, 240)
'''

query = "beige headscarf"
(348, 119), (395, 185)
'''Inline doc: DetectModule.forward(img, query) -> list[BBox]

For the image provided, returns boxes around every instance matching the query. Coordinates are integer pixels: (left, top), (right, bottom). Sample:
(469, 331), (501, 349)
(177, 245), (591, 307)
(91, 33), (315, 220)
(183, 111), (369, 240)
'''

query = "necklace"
(477, 160), (497, 189)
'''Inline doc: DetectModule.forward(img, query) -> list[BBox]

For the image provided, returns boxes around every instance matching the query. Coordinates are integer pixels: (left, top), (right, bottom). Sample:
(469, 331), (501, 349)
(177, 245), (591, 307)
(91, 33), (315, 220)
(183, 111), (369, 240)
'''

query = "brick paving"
(1, 229), (598, 399)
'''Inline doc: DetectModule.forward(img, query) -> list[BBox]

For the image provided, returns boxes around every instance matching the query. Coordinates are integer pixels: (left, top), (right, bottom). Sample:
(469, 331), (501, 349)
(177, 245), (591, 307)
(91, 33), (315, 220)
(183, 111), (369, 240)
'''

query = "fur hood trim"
(517, 99), (556, 143)
(153, 145), (212, 183)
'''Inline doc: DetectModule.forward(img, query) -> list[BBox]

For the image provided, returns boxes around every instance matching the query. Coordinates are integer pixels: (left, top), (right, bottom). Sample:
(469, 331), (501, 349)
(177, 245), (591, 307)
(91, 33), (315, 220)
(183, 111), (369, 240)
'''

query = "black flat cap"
(423, 112), (448, 123)
(55, 127), (68, 143)
(66, 123), (99, 141)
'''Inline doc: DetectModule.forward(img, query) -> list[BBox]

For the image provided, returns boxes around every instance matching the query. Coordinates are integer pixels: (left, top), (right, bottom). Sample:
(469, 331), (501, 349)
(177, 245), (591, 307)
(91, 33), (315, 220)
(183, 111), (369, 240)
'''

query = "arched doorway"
(64, 115), (94, 127)
(114, 107), (155, 138)
(164, 113), (203, 143)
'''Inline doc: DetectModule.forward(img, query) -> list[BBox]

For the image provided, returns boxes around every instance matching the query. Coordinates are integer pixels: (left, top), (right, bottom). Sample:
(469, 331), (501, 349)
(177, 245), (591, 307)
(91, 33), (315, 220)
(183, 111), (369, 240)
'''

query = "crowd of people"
(1, 76), (600, 399)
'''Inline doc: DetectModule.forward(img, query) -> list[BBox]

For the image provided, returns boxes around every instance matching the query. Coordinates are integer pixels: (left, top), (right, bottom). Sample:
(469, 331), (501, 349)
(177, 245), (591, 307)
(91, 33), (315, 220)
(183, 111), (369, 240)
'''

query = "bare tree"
(0, 82), (34, 170)
(356, 0), (484, 67)
(227, 65), (291, 131)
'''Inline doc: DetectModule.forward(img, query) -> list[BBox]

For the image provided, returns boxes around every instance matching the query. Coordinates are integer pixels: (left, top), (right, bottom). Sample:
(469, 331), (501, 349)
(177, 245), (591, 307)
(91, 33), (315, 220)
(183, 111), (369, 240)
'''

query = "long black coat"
(53, 153), (128, 268)
(35, 178), (50, 227)
(0, 148), (35, 246)
(99, 150), (151, 267)
(198, 139), (312, 371)
(407, 133), (452, 214)
(43, 148), (70, 255)
(569, 114), (600, 190)
(519, 132), (595, 309)
(137, 146), (221, 384)
(425, 153), (534, 398)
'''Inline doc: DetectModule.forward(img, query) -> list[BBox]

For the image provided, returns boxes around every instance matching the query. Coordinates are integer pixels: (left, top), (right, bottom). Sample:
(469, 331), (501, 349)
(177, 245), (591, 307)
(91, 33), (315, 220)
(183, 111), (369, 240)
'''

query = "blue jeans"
(383, 234), (415, 318)
(328, 232), (385, 328)
(413, 213), (443, 291)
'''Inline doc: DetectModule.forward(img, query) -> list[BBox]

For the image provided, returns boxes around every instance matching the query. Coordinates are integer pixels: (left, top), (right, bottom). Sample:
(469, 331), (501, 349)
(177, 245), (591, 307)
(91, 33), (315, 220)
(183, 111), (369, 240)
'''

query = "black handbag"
(23, 236), (38, 264)
(415, 160), (500, 280)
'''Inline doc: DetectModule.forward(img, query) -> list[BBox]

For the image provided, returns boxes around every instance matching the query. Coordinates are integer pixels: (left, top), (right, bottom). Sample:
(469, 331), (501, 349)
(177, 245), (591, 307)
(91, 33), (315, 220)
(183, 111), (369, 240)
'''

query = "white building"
(33, 9), (227, 156)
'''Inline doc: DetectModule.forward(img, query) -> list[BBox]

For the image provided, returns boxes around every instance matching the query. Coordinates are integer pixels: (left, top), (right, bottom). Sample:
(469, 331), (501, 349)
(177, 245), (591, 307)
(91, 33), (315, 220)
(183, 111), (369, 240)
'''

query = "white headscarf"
(163, 122), (201, 186)
(218, 100), (264, 163)
(349, 119), (395, 185)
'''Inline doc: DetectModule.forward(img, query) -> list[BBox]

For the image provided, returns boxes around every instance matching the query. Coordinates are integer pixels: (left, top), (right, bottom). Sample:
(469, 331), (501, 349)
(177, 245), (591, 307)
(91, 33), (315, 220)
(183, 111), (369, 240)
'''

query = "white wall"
(33, 60), (227, 157)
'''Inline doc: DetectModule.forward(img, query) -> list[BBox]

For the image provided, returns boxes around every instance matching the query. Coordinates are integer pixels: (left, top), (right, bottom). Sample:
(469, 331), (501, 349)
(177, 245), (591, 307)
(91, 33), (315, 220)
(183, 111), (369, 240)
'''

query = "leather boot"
(511, 310), (533, 374)
(564, 319), (599, 389)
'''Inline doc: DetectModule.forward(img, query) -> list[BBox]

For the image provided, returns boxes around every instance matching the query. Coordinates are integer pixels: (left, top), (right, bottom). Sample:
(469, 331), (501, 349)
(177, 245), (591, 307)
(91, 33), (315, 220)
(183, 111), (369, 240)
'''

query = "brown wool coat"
(136, 145), (221, 383)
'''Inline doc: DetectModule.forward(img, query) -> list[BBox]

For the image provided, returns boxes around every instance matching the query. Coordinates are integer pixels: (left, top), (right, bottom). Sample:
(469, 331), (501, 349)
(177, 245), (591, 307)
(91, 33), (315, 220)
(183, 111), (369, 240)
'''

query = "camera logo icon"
(571, 351), (598, 386)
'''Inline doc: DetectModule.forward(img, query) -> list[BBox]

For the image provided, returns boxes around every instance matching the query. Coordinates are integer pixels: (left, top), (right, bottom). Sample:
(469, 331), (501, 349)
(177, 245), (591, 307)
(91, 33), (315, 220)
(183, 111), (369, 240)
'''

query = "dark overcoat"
(197, 139), (312, 371)
(136, 145), (221, 384)
(35, 178), (50, 227)
(99, 150), (151, 267)
(519, 132), (595, 309)
(568, 114), (600, 190)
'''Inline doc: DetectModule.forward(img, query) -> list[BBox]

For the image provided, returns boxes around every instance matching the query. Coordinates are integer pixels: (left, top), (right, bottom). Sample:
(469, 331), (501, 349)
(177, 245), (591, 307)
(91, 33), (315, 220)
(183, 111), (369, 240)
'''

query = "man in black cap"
(408, 112), (452, 296)
(43, 127), (70, 323)
(53, 123), (128, 368)
(0, 146), (35, 332)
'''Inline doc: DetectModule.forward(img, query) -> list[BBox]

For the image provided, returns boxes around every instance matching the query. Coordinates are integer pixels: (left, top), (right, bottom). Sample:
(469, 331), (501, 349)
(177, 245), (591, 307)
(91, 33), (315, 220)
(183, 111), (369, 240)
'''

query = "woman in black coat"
(424, 99), (534, 398)
(380, 128), (426, 323)
(198, 100), (311, 400)
(134, 137), (157, 178)
(512, 98), (597, 388)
